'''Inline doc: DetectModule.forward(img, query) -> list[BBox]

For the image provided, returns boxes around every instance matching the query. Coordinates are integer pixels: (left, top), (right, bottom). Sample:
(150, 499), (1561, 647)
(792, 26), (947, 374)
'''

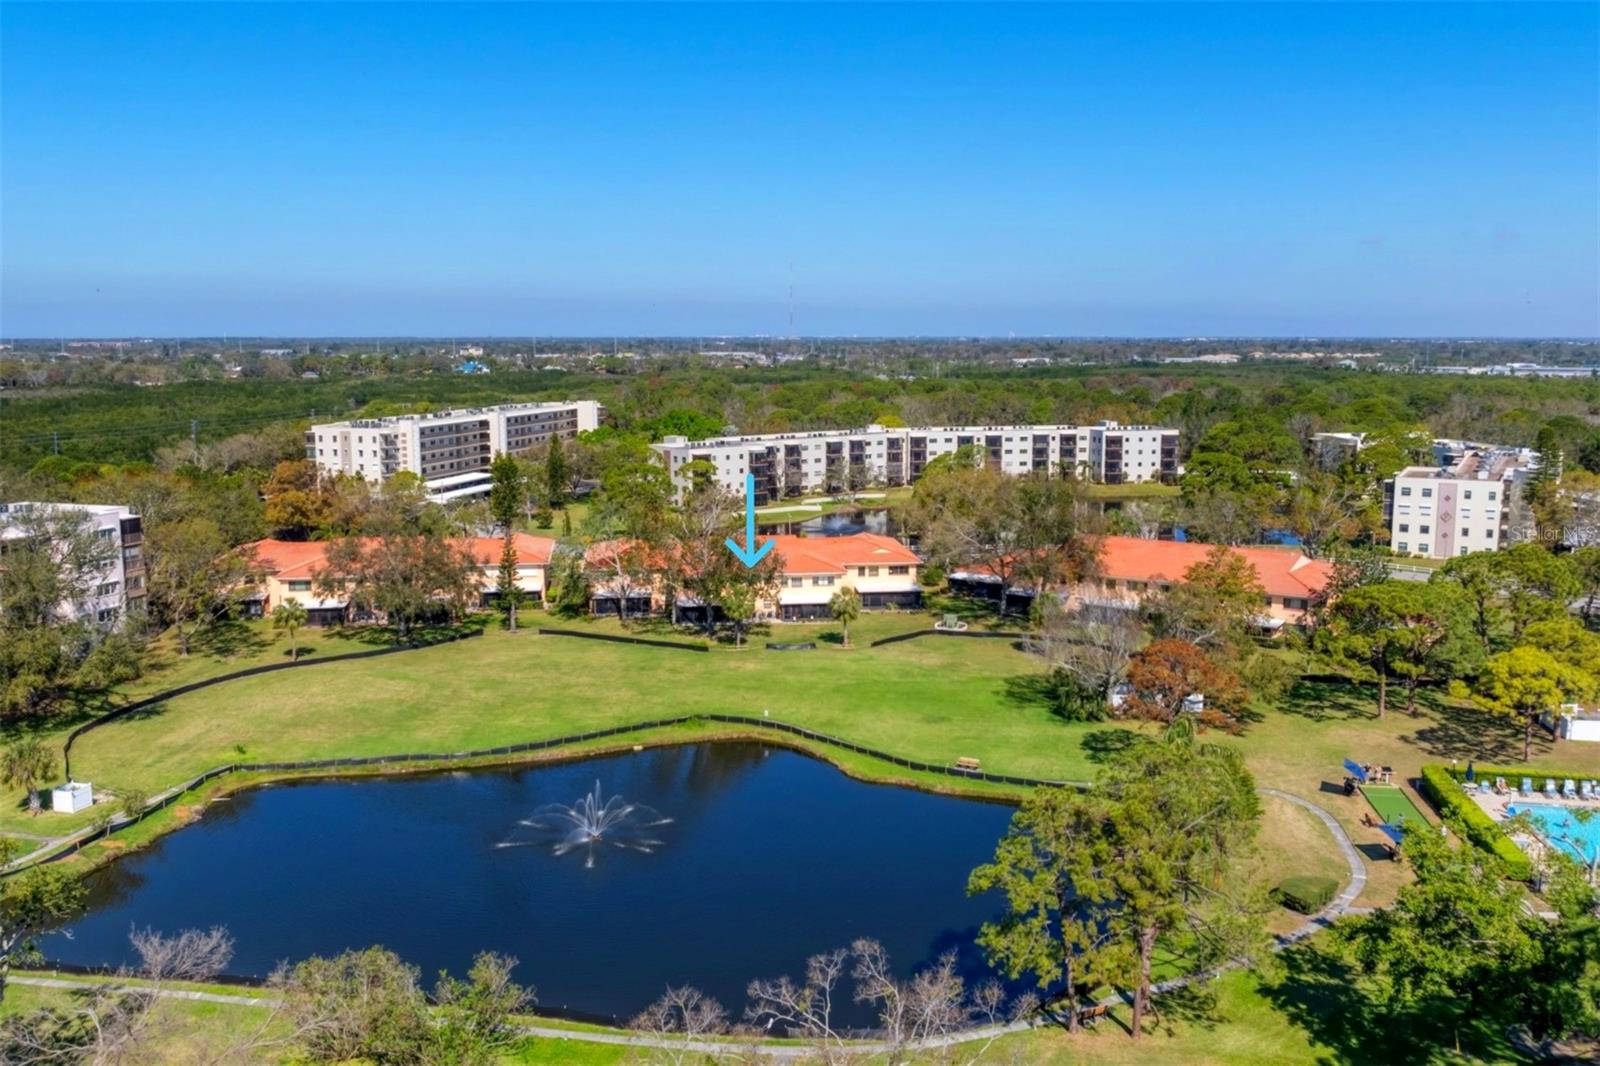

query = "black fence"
(61, 629), (485, 777)
(536, 628), (709, 652)
(869, 628), (1029, 648)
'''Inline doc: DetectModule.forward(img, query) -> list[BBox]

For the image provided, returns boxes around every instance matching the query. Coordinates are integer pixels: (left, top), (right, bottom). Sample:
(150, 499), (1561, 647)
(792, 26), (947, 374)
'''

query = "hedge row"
(1273, 874), (1339, 914)
(1418, 765), (1533, 880)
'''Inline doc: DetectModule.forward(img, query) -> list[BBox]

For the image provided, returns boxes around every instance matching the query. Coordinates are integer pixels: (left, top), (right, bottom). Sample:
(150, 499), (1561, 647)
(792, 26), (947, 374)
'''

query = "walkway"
(13, 790), (1370, 1060)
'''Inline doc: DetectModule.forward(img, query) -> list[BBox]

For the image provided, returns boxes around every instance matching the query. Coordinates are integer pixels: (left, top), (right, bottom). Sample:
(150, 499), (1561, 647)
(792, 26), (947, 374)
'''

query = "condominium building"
(304, 401), (605, 501)
(1310, 431), (1368, 470)
(948, 535), (1334, 629)
(0, 502), (146, 628)
(652, 421), (1179, 504)
(242, 533), (558, 625)
(1384, 445), (1539, 559)
(584, 533), (922, 621)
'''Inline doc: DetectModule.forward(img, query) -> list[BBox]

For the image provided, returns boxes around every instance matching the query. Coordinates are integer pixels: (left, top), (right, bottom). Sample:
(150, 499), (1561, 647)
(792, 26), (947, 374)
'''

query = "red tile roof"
(244, 533), (556, 578)
(1093, 536), (1333, 600)
(765, 534), (920, 575)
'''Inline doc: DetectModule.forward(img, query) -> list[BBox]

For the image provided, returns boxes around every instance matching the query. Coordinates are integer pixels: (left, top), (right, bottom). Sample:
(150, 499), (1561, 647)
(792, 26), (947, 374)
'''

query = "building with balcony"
(651, 421), (1179, 504)
(0, 501), (145, 628)
(241, 533), (558, 625)
(305, 401), (605, 501)
(1384, 445), (1540, 560)
(583, 533), (922, 621)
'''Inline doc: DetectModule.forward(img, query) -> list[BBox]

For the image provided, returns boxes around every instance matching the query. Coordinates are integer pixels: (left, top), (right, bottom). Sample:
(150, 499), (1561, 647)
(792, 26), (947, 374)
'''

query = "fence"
(24, 712), (1084, 872)
(869, 628), (1029, 648)
(535, 628), (709, 652)
(62, 629), (485, 777)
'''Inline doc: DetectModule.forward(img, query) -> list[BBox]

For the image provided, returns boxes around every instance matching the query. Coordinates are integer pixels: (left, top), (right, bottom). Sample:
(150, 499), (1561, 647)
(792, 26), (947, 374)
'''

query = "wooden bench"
(954, 757), (981, 772)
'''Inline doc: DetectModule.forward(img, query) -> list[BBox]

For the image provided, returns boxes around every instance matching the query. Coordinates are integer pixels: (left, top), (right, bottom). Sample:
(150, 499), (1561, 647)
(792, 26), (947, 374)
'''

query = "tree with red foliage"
(1122, 638), (1248, 733)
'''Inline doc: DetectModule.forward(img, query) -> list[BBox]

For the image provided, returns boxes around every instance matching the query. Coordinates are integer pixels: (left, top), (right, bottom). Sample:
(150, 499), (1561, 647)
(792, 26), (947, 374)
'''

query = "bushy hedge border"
(1418, 764), (1533, 880)
(1273, 874), (1338, 914)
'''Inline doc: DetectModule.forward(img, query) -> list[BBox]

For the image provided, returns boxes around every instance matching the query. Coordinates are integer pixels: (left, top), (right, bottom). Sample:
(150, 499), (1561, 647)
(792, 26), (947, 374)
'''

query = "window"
(1421, 487), (1433, 498)
(96, 607), (118, 624)
(888, 565), (909, 575)
(1397, 542), (1409, 552)
(1485, 529), (1495, 540)
(1419, 524), (1430, 534)
(1488, 490), (1498, 501)
(97, 581), (118, 597)
(288, 580), (312, 592)
(1464, 490), (1473, 500)
(1398, 523), (1410, 533)
(860, 566), (880, 577)
(811, 576), (835, 587)
(1400, 486), (1412, 497)
(1461, 528), (1471, 539)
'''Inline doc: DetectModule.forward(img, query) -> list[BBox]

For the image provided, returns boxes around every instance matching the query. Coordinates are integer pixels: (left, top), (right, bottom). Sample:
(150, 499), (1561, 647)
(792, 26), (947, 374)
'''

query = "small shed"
(51, 781), (94, 814)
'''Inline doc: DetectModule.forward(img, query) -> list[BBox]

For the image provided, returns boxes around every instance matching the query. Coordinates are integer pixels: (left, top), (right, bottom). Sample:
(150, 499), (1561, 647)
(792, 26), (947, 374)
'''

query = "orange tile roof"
(1093, 536), (1333, 600)
(766, 533), (920, 574)
(243, 533), (556, 578)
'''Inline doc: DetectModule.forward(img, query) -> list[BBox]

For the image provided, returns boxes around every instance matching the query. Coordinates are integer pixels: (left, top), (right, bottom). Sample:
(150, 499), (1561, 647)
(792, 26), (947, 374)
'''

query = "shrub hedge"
(1273, 874), (1339, 914)
(1418, 764), (1533, 880)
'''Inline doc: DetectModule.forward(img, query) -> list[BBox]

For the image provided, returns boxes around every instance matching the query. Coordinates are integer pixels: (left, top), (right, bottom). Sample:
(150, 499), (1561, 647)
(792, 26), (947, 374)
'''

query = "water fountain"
(496, 781), (672, 867)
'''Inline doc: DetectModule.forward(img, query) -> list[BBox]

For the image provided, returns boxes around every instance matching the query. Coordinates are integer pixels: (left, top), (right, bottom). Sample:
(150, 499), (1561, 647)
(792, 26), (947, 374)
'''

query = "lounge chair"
(1563, 779), (1578, 799)
(1544, 779), (1559, 799)
(1581, 781), (1594, 800)
(1521, 777), (1533, 796)
(1478, 780), (1492, 794)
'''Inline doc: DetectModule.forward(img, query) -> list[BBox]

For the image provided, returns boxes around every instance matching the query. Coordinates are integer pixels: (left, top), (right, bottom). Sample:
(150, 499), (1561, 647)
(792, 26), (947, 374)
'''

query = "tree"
(1570, 545), (1600, 619)
(487, 452), (525, 532)
(496, 535), (522, 632)
(1340, 820), (1543, 1052)
(1434, 545), (1578, 654)
(430, 952), (534, 1065)
(1145, 544), (1266, 654)
(262, 459), (330, 539)
(271, 600), (308, 662)
(315, 532), (476, 639)
(0, 738), (56, 818)
(630, 986), (730, 1066)
(1464, 645), (1596, 762)
(721, 583), (756, 647)
(0, 841), (84, 1003)
(1319, 581), (1449, 718)
(1122, 638), (1248, 732)
(584, 461), (672, 626)
(145, 516), (255, 656)
(0, 506), (119, 718)
(968, 786), (1121, 1031)
(1283, 470), (1365, 557)
(1091, 732), (1266, 1039)
(1036, 599), (1145, 713)
(545, 435), (570, 509)
(828, 587), (861, 648)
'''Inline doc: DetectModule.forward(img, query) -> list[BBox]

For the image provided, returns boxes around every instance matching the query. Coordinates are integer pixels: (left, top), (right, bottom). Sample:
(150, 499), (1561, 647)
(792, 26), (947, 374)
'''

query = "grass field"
(1361, 784), (1430, 828)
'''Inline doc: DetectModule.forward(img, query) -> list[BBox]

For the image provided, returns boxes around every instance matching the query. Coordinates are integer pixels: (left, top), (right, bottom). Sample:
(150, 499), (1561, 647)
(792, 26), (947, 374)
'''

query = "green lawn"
(1361, 784), (1430, 828)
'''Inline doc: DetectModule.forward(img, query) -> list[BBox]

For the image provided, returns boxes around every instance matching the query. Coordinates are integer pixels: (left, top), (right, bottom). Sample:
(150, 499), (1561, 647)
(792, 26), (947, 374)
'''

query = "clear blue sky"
(3, 2), (1596, 338)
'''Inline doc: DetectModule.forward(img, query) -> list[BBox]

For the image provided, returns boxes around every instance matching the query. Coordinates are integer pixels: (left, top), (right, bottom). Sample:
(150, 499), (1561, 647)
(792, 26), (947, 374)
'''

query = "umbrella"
(1465, 761), (1475, 783)
(1342, 758), (1368, 783)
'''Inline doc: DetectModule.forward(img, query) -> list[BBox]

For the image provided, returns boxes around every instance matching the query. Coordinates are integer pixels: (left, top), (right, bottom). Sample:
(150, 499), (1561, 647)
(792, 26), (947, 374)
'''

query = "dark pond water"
(46, 743), (1015, 1027)
(758, 507), (903, 538)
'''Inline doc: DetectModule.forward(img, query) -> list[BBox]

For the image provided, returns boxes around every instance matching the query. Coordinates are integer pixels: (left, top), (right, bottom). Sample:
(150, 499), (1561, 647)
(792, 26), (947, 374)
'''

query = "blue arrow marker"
(725, 473), (775, 567)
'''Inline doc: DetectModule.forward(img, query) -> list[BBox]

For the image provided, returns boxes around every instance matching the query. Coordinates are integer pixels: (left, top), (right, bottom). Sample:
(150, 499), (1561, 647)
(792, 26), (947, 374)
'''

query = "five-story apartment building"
(653, 420), (1179, 504)
(305, 401), (605, 501)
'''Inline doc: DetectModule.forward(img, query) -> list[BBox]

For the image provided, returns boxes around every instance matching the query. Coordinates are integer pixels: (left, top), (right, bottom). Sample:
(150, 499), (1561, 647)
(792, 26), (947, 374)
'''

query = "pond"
(758, 507), (903, 538)
(45, 743), (1016, 1027)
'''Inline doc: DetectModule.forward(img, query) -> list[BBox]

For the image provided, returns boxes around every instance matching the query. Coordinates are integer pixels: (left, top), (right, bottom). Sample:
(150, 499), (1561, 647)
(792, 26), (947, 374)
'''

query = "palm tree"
(829, 587), (862, 648)
(1, 738), (57, 817)
(272, 600), (309, 662)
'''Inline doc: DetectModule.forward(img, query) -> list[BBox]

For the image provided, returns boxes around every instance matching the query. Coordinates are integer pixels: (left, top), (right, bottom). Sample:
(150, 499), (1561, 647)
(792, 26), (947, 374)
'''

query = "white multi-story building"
(652, 421), (1179, 504)
(1385, 446), (1539, 559)
(304, 401), (605, 501)
(0, 502), (146, 628)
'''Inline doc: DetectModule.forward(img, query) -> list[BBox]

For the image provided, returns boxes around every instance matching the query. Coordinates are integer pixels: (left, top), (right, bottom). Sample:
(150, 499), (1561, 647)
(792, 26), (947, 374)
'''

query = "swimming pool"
(1506, 803), (1600, 865)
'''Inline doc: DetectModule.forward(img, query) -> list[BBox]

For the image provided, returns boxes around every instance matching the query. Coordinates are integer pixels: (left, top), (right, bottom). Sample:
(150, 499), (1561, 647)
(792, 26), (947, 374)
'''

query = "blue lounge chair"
(1581, 781), (1594, 800)
(1544, 779), (1559, 799)
(1521, 777), (1533, 796)
(1478, 780), (1492, 794)
(1563, 779), (1578, 799)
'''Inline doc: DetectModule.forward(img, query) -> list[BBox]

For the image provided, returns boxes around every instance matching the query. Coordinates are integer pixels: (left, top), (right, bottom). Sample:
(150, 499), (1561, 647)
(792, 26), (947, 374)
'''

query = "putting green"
(1361, 784), (1429, 827)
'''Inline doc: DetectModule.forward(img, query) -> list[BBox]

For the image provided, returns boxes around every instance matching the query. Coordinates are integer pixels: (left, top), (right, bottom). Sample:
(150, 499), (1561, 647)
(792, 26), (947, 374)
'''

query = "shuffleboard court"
(1362, 784), (1429, 827)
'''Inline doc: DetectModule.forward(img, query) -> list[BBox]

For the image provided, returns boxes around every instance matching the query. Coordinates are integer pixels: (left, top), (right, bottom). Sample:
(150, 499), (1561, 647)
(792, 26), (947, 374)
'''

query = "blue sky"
(2, 2), (1596, 338)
